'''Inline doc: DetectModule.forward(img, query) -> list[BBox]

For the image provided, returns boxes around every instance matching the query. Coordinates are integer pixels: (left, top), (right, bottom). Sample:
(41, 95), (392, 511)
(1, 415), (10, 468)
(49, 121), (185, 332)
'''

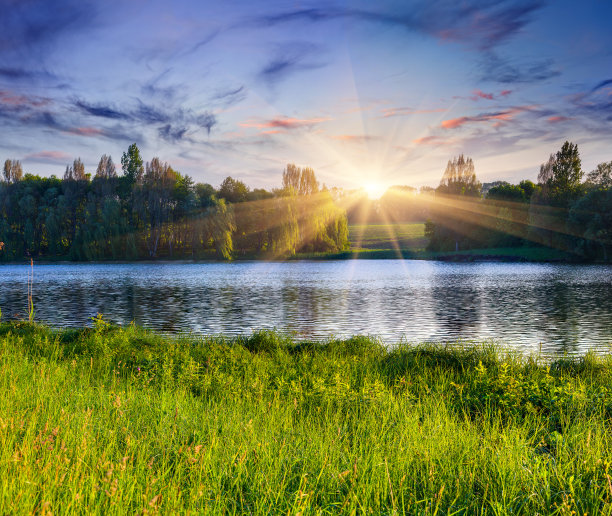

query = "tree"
(437, 155), (481, 197)
(569, 188), (612, 261)
(538, 141), (583, 205)
(282, 164), (319, 195)
(121, 143), (144, 184)
(95, 155), (117, 179)
(587, 161), (612, 189)
(427, 155), (482, 251)
(3, 159), (23, 183)
(218, 176), (249, 203)
(64, 158), (87, 181)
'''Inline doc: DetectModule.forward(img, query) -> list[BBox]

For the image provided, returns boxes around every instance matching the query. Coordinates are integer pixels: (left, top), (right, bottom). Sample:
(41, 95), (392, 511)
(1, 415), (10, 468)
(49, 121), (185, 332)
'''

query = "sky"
(1, 0), (611, 190)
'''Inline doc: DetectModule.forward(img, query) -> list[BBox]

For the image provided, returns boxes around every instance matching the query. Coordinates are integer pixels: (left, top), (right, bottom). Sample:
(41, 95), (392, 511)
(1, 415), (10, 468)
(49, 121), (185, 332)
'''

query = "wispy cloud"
(240, 116), (329, 131)
(24, 150), (72, 163)
(75, 100), (131, 120)
(252, 1), (545, 50)
(331, 134), (377, 143)
(0, 90), (50, 108)
(413, 136), (449, 146)
(210, 86), (246, 106)
(547, 116), (572, 123)
(441, 106), (533, 129)
(480, 52), (560, 84)
(258, 43), (326, 86)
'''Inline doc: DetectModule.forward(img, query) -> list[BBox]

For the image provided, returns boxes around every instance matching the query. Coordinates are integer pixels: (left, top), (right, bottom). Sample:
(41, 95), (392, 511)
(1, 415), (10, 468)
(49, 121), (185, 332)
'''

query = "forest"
(0, 146), (349, 261)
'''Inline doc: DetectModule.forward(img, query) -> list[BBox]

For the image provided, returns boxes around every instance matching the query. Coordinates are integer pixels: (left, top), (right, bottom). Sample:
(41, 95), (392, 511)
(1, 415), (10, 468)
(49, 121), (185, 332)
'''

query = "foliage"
(3, 322), (612, 513)
(0, 150), (348, 261)
(424, 143), (611, 260)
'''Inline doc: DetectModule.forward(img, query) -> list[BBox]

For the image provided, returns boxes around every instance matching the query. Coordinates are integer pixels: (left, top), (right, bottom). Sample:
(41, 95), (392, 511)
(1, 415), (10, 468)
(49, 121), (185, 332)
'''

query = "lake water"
(0, 260), (611, 355)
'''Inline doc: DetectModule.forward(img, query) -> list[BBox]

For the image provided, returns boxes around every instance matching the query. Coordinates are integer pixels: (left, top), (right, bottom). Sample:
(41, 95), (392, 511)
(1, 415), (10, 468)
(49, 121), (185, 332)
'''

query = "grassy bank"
(2, 322), (612, 514)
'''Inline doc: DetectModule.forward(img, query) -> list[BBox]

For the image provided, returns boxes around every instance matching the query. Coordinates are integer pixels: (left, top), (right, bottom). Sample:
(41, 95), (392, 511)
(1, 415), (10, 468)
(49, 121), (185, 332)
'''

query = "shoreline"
(0, 247), (601, 265)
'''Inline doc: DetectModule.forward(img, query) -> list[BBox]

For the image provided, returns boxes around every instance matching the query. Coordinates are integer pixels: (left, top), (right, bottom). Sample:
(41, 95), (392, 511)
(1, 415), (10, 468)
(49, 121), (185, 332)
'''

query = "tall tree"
(95, 155), (117, 179)
(3, 159), (23, 183)
(121, 143), (144, 184)
(437, 155), (481, 197)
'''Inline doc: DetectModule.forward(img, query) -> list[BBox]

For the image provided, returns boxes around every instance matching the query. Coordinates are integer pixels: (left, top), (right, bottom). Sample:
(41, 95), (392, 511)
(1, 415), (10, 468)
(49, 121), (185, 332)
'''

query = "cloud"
(253, 1), (545, 50)
(441, 106), (532, 129)
(471, 89), (494, 100)
(331, 134), (377, 143)
(258, 43), (326, 86)
(239, 116), (329, 131)
(413, 136), (448, 145)
(24, 150), (72, 163)
(480, 52), (560, 84)
(158, 124), (189, 142)
(0, 90), (50, 108)
(75, 100), (131, 120)
(547, 116), (572, 123)
(196, 112), (217, 135)
(568, 81), (612, 123)
(0, 0), (101, 76)
(591, 79), (612, 93)
(133, 102), (170, 124)
(0, 67), (56, 81)
(211, 86), (246, 106)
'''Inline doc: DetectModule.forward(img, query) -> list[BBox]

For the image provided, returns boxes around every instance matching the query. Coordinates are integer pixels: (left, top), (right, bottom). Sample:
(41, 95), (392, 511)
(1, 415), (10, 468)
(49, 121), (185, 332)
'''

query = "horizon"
(1, 0), (611, 190)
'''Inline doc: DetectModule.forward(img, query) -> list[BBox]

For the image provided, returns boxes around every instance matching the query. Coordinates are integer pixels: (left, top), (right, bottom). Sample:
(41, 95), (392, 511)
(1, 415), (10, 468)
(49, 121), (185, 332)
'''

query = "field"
(348, 223), (427, 251)
(2, 321), (612, 514)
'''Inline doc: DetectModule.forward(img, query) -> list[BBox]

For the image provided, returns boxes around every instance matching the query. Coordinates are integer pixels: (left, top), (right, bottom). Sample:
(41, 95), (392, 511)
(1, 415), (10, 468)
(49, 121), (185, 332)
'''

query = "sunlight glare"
(363, 182), (388, 200)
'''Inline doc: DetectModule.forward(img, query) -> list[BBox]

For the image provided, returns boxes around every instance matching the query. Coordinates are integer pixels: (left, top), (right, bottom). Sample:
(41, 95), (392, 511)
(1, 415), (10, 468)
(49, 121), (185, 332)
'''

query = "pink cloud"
(25, 151), (71, 162)
(500, 90), (512, 97)
(441, 106), (532, 129)
(0, 90), (50, 108)
(413, 136), (448, 146)
(548, 116), (572, 123)
(67, 127), (104, 136)
(471, 89), (494, 100)
(239, 116), (329, 131)
(331, 134), (376, 142)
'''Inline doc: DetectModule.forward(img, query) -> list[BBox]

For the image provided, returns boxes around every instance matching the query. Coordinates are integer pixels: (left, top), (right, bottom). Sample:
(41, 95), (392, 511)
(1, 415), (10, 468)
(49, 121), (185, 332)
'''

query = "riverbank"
(1, 321), (612, 513)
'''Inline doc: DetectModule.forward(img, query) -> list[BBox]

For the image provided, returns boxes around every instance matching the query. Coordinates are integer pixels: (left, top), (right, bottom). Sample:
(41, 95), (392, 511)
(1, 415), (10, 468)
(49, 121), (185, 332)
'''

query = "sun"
(363, 182), (388, 200)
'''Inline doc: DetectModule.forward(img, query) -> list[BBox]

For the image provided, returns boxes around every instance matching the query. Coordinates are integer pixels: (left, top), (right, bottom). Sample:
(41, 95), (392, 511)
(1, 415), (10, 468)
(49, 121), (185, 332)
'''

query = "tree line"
(425, 142), (611, 261)
(0, 144), (349, 261)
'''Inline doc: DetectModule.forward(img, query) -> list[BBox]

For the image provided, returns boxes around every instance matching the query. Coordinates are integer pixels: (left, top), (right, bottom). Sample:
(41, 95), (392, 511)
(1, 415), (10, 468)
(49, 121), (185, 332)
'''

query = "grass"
(2, 320), (612, 514)
(349, 223), (427, 252)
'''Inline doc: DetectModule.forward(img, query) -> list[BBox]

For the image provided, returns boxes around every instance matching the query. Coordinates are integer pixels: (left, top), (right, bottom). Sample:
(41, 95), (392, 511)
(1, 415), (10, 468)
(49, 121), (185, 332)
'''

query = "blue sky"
(1, 0), (611, 189)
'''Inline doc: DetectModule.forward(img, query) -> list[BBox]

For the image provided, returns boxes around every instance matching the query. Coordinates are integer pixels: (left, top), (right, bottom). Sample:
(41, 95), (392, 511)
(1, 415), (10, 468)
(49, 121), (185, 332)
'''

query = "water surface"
(1, 260), (610, 355)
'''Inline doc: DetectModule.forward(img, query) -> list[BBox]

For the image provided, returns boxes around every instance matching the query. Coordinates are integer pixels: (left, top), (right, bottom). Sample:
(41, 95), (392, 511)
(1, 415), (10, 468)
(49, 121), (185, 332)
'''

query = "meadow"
(2, 320), (612, 514)
(342, 223), (571, 261)
(348, 223), (427, 252)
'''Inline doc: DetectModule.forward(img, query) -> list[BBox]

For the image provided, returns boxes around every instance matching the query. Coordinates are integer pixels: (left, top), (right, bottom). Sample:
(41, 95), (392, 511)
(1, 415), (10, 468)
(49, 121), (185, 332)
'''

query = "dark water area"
(0, 260), (611, 355)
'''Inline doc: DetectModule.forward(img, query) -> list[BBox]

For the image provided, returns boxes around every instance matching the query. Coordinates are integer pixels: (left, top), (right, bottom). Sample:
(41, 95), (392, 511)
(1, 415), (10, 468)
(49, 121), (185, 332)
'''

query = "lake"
(0, 260), (611, 355)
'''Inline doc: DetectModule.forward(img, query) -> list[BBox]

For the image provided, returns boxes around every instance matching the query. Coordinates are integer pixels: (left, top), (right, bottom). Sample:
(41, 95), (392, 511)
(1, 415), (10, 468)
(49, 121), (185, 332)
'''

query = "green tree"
(121, 143), (144, 184)
(218, 176), (249, 203)
(587, 161), (612, 189)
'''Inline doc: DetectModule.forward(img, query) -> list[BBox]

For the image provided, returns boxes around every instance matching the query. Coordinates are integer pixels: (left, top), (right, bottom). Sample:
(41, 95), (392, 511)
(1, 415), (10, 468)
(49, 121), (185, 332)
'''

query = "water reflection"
(0, 261), (611, 356)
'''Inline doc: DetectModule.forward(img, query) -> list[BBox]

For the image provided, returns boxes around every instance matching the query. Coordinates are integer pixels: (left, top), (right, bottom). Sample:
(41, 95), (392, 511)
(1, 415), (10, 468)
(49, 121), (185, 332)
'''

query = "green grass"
(2, 320), (612, 514)
(349, 223), (427, 251)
